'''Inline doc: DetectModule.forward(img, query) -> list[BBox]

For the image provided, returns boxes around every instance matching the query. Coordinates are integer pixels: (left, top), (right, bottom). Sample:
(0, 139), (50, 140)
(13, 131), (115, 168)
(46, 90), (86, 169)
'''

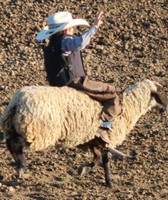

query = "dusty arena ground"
(0, 0), (168, 199)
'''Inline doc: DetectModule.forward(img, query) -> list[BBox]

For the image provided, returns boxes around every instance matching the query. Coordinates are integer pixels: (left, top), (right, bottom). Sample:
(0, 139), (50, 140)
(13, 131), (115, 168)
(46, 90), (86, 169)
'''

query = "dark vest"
(67, 50), (86, 78)
(43, 34), (86, 86)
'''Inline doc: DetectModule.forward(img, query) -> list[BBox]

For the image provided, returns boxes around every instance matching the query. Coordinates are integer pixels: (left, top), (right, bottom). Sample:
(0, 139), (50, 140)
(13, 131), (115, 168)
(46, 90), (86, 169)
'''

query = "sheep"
(0, 79), (167, 187)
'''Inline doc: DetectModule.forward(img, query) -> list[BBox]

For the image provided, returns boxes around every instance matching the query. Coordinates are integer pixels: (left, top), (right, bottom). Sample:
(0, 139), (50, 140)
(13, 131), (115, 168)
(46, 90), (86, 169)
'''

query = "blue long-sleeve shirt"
(61, 25), (98, 53)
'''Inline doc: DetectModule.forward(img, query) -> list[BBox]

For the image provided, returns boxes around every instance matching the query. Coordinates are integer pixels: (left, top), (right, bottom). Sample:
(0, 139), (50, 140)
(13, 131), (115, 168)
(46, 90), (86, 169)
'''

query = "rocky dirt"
(0, 0), (168, 199)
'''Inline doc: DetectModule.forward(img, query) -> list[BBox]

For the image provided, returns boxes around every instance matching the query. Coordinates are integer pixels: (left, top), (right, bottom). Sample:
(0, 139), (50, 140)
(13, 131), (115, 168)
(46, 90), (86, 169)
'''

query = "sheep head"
(147, 80), (168, 112)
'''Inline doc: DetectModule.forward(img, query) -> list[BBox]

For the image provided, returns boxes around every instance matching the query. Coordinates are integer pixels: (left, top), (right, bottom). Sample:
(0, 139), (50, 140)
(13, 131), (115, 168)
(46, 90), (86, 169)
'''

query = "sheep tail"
(0, 106), (17, 139)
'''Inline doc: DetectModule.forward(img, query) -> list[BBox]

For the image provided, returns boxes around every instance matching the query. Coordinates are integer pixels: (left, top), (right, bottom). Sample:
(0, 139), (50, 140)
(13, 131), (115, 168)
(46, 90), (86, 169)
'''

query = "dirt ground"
(0, 0), (168, 199)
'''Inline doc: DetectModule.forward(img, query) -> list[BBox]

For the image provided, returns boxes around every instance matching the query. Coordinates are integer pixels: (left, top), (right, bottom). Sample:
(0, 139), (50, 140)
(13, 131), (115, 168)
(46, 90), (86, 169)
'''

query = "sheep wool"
(0, 86), (102, 151)
(0, 79), (161, 151)
(107, 79), (158, 147)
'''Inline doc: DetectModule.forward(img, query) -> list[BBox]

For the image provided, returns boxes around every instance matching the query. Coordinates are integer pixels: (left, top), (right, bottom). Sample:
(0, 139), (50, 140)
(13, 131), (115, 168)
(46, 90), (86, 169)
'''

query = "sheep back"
(1, 86), (102, 151)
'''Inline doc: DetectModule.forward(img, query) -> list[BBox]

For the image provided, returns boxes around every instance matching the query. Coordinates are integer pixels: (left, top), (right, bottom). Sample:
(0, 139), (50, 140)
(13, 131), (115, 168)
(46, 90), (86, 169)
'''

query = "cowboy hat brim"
(36, 19), (90, 41)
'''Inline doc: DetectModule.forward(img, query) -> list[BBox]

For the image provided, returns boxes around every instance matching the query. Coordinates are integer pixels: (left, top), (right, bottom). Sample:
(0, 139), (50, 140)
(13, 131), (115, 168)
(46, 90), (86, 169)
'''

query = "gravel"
(0, 0), (167, 199)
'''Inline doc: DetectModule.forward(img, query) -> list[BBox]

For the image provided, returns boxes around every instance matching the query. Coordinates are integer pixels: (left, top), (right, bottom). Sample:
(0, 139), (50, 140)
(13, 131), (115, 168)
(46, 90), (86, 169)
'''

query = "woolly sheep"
(0, 79), (167, 187)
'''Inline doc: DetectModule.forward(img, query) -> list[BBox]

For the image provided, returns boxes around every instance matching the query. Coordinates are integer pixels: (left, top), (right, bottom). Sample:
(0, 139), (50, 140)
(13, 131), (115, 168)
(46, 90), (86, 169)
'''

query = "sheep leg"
(107, 147), (128, 158)
(78, 145), (102, 175)
(92, 146), (102, 167)
(102, 149), (111, 188)
(6, 135), (27, 178)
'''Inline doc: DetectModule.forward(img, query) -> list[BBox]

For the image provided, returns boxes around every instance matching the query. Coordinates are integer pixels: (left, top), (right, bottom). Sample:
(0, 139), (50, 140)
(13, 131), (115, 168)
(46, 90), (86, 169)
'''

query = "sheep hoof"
(106, 182), (112, 188)
(18, 168), (24, 178)
(129, 150), (137, 159)
(78, 166), (92, 175)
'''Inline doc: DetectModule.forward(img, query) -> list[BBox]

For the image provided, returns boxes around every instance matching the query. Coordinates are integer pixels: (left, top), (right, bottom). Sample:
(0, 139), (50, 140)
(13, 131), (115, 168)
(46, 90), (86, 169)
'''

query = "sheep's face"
(150, 81), (168, 112)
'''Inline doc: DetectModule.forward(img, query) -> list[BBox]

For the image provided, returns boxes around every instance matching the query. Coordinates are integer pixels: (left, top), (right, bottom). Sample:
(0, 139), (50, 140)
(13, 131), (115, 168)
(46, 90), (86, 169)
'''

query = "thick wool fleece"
(107, 79), (158, 147)
(0, 79), (160, 151)
(1, 86), (102, 151)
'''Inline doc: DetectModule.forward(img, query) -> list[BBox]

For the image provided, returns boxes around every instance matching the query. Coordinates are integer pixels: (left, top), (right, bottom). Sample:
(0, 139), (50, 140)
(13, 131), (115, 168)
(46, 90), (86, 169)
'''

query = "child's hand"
(94, 11), (104, 28)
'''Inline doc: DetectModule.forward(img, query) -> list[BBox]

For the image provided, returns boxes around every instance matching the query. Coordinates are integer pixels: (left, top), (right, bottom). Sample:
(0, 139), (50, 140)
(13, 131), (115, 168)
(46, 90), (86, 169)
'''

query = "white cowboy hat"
(36, 11), (90, 41)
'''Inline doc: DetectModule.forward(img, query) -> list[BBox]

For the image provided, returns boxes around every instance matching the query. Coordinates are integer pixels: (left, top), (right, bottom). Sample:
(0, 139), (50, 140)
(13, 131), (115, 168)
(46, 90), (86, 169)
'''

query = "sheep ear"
(151, 83), (168, 110)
